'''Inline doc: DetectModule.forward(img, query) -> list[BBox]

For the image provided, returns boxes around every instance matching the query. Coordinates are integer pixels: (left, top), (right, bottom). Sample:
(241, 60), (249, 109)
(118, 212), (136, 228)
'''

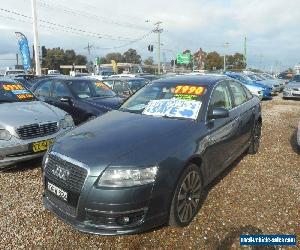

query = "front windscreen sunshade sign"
(142, 98), (202, 120)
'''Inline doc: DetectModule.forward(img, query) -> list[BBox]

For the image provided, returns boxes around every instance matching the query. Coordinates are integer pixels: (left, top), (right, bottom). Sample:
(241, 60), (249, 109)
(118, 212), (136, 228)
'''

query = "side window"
(113, 81), (127, 93)
(242, 85), (253, 100)
(53, 82), (71, 98)
(208, 82), (233, 113)
(34, 80), (52, 98)
(228, 81), (248, 106)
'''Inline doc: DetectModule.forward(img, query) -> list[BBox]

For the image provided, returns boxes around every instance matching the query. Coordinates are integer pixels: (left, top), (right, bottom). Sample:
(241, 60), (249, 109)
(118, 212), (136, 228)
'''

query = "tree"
(74, 55), (87, 65)
(42, 47), (87, 70)
(204, 51), (223, 70)
(101, 52), (124, 63)
(43, 47), (65, 70)
(123, 49), (141, 64)
(64, 49), (76, 65)
(227, 53), (246, 70)
(144, 56), (154, 65)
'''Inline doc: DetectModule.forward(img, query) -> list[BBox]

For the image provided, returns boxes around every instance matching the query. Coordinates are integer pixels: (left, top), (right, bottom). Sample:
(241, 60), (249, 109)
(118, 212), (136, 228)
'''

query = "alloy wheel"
(177, 171), (202, 223)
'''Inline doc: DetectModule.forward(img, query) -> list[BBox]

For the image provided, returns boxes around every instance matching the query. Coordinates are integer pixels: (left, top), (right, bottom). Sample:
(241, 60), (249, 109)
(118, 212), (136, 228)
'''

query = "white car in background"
(0, 79), (74, 169)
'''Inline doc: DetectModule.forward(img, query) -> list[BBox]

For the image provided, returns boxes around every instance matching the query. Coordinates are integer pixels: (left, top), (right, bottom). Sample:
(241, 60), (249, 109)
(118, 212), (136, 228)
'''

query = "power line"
(0, 10), (154, 52)
(37, 0), (148, 31)
(0, 8), (146, 42)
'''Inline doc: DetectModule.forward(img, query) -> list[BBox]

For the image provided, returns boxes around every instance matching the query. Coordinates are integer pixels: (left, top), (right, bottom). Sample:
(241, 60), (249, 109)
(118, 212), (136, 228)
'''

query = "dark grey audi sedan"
(43, 75), (262, 235)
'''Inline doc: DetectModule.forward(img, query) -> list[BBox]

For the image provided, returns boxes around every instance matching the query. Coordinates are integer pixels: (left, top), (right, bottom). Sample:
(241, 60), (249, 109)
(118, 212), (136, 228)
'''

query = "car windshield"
(67, 80), (116, 98)
(120, 82), (207, 120)
(0, 82), (36, 103)
(92, 81), (116, 97)
(292, 75), (300, 82)
(127, 79), (149, 92)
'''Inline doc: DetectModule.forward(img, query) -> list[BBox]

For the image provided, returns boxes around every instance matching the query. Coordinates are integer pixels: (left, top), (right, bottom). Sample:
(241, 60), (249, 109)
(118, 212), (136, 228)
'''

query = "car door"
(204, 81), (241, 179)
(51, 81), (79, 121)
(228, 80), (255, 150)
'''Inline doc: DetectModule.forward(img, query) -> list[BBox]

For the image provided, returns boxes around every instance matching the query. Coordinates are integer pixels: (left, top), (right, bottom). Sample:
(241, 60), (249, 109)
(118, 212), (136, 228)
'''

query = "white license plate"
(47, 182), (68, 201)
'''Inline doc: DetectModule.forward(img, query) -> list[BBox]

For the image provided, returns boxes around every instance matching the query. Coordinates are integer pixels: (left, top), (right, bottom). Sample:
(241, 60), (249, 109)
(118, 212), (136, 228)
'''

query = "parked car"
(0, 79), (74, 169)
(31, 77), (123, 125)
(6, 75), (32, 89)
(98, 77), (150, 98)
(245, 73), (282, 92)
(225, 72), (271, 100)
(255, 73), (285, 91)
(4, 69), (26, 76)
(283, 75), (300, 99)
(42, 75), (262, 235)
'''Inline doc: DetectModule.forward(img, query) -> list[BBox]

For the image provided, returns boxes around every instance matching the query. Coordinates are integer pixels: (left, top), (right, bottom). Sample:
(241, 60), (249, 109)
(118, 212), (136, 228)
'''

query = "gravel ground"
(1, 95), (299, 249)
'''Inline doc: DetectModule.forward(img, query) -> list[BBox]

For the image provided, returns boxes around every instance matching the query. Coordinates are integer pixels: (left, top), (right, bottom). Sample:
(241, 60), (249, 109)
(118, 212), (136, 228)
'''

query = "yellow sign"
(32, 139), (53, 153)
(111, 60), (118, 73)
(175, 85), (205, 96)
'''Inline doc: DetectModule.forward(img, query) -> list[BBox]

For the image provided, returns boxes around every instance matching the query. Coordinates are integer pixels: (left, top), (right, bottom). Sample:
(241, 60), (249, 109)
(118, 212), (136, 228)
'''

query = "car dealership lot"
(0, 95), (299, 249)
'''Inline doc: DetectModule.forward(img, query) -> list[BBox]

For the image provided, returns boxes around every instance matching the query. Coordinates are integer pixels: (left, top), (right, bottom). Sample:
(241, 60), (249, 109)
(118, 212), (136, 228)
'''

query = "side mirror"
(208, 107), (229, 120)
(60, 96), (73, 105)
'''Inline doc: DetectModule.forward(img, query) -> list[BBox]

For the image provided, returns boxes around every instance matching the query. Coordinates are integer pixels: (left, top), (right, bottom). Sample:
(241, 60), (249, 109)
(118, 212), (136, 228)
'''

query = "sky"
(0, 0), (299, 71)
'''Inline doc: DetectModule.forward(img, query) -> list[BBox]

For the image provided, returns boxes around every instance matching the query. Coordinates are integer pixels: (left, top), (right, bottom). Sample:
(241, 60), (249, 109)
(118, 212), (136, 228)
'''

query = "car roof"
(36, 76), (95, 81)
(154, 74), (229, 86)
(0, 77), (20, 83)
(102, 77), (147, 81)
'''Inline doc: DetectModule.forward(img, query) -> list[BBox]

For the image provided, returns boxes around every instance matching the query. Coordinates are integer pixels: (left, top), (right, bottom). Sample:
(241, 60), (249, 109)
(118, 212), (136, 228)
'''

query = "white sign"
(142, 98), (202, 120)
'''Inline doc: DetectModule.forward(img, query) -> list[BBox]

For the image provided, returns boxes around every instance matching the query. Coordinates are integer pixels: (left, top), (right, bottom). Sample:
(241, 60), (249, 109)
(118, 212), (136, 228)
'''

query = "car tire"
(248, 121), (262, 154)
(169, 164), (203, 227)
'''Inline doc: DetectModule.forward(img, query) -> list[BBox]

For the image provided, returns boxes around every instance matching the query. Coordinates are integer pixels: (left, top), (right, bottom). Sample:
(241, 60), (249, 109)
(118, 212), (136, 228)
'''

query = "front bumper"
(43, 179), (169, 235)
(0, 128), (71, 169)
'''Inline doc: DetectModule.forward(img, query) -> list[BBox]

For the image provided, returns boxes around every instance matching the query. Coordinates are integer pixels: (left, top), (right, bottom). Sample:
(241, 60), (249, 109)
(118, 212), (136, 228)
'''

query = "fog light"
(118, 216), (130, 225)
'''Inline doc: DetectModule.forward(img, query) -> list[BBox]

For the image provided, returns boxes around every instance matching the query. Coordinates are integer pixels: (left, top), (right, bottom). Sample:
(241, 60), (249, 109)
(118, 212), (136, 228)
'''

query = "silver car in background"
(283, 75), (300, 99)
(0, 79), (74, 169)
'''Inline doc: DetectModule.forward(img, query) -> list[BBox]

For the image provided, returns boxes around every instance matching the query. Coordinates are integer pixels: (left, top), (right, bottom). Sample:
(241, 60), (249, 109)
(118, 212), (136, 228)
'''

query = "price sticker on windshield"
(2, 84), (25, 91)
(95, 82), (110, 90)
(175, 85), (205, 96)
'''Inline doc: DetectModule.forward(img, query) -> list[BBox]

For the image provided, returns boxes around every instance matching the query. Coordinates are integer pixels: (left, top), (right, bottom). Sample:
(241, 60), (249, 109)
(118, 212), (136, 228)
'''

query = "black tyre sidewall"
(169, 164), (203, 227)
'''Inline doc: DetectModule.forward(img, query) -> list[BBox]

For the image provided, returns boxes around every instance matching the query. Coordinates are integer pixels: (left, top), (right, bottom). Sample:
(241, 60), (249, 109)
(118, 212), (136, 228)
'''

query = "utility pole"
(223, 42), (230, 72)
(31, 0), (41, 75)
(153, 22), (163, 74)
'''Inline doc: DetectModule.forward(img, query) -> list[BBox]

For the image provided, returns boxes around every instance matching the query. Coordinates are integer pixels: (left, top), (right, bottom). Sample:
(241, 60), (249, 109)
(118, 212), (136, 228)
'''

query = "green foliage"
(205, 51), (223, 70)
(123, 49), (141, 64)
(227, 53), (246, 70)
(144, 56), (154, 65)
(42, 47), (87, 70)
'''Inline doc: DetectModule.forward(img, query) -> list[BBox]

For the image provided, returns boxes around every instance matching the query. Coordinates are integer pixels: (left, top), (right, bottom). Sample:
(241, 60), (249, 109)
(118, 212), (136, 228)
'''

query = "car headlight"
(0, 129), (12, 140)
(60, 115), (74, 129)
(97, 166), (158, 187)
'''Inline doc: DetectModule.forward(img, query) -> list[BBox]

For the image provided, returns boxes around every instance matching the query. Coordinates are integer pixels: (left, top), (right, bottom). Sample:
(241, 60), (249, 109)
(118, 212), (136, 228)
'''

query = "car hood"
(82, 96), (123, 110)
(53, 110), (193, 174)
(0, 101), (66, 129)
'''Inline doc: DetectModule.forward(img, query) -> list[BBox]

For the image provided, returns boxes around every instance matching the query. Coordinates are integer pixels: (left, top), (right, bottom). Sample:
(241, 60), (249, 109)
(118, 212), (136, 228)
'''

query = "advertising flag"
(15, 32), (31, 71)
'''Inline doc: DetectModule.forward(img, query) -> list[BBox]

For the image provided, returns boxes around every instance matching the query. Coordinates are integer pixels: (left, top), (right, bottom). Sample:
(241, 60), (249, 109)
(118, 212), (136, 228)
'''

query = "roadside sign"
(177, 53), (191, 64)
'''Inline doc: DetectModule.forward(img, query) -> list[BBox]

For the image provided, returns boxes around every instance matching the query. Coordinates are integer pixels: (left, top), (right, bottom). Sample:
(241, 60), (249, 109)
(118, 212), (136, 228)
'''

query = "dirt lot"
(1, 95), (299, 249)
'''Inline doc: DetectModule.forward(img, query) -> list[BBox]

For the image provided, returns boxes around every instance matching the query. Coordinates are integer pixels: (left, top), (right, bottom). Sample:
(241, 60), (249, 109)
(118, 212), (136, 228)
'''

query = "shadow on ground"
(290, 127), (299, 155)
(1, 157), (43, 173)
